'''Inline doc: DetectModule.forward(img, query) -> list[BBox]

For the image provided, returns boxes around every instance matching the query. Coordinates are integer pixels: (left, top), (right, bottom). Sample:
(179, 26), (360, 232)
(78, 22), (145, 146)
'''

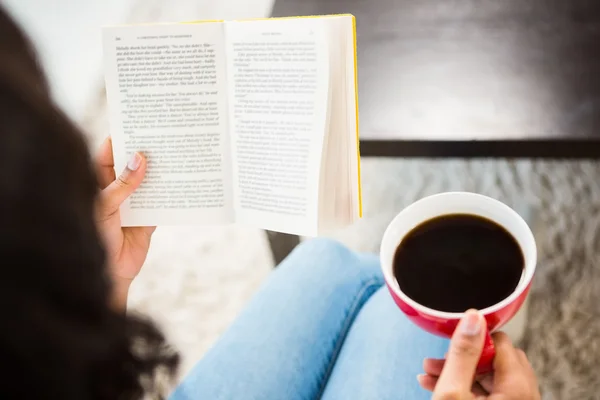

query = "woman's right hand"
(418, 310), (541, 399)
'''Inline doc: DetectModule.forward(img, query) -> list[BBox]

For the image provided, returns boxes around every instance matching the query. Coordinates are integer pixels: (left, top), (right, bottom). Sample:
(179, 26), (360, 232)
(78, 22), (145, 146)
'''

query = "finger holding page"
(96, 136), (116, 189)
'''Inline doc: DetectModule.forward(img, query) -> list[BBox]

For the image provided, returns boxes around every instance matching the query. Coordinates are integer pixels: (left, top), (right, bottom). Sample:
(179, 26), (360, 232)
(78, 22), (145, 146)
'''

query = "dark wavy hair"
(0, 7), (178, 399)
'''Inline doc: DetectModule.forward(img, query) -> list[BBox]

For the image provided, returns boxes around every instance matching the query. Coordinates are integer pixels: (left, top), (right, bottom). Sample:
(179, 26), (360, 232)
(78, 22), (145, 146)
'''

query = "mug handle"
(476, 328), (496, 375)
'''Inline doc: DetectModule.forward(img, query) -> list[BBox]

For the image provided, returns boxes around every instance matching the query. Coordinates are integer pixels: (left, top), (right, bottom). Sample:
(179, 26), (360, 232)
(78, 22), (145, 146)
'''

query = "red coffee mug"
(380, 192), (537, 375)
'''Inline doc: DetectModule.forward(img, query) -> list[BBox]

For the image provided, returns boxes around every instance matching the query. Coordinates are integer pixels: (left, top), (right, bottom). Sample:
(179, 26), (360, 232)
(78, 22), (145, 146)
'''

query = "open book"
(102, 15), (361, 236)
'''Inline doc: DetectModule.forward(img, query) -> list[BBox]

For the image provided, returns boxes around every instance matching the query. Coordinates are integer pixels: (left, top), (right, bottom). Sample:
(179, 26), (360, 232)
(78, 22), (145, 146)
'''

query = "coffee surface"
(393, 214), (524, 313)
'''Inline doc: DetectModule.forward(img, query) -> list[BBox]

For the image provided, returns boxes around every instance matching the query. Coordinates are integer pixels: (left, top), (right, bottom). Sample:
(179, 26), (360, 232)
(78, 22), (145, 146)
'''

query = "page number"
(115, 37), (122, 41)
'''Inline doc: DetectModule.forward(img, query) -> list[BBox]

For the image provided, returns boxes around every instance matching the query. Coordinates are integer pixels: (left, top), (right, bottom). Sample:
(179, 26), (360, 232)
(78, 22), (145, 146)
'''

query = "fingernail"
(416, 374), (426, 382)
(460, 309), (482, 336)
(127, 152), (141, 171)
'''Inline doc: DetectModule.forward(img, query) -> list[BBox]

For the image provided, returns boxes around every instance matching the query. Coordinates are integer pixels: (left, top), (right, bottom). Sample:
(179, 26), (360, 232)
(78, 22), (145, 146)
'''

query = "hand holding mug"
(380, 192), (537, 374)
(418, 310), (541, 399)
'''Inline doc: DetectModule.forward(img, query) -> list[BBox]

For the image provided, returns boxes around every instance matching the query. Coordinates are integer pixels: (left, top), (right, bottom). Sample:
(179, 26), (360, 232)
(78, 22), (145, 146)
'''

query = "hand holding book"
(95, 137), (155, 310)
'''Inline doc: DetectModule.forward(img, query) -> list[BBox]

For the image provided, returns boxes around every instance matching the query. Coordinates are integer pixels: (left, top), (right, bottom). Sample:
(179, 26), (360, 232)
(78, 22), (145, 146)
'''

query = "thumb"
(101, 152), (146, 213)
(434, 309), (486, 399)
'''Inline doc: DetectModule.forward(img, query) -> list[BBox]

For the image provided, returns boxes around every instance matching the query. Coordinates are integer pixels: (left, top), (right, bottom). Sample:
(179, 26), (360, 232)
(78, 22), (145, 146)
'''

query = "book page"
(103, 23), (233, 226)
(317, 15), (361, 232)
(224, 19), (329, 235)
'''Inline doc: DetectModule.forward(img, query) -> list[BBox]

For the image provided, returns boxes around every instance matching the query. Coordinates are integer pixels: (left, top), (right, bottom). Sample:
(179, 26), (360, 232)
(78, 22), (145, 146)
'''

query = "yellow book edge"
(350, 16), (362, 218)
(106, 14), (363, 218)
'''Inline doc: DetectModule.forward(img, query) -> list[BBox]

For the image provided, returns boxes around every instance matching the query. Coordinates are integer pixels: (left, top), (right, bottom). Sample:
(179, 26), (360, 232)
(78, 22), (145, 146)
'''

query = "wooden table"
(267, 0), (600, 264)
(272, 0), (600, 159)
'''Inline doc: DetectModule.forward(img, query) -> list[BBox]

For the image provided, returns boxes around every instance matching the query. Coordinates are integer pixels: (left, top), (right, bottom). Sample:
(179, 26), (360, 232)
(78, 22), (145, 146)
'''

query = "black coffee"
(393, 214), (524, 313)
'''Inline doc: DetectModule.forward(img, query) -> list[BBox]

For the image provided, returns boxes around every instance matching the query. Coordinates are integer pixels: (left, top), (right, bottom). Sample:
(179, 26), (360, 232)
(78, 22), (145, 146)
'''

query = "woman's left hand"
(95, 137), (155, 310)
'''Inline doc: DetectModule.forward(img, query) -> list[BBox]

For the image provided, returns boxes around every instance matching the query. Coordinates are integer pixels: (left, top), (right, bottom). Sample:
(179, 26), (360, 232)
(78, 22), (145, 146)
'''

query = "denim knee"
(278, 238), (382, 284)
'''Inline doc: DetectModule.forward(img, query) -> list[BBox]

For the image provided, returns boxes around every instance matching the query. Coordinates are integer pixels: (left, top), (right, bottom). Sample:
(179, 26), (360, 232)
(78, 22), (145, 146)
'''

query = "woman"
(0, 6), (540, 399)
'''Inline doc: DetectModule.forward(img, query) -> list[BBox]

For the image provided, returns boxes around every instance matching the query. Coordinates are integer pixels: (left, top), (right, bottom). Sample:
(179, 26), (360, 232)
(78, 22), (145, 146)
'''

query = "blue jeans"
(171, 239), (449, 400)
